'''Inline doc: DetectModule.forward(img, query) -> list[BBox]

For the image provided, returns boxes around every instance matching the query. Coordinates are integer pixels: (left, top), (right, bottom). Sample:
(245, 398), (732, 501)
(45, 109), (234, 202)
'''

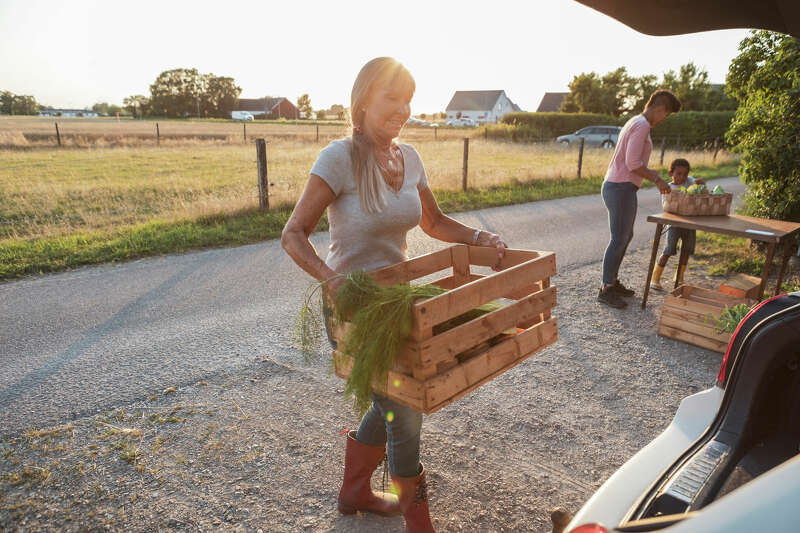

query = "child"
(650, 158), (706, 291)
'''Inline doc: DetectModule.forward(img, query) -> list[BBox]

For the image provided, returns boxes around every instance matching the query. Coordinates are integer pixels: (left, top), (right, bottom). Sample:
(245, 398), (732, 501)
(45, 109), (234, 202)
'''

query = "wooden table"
(642, 213), (800, 309)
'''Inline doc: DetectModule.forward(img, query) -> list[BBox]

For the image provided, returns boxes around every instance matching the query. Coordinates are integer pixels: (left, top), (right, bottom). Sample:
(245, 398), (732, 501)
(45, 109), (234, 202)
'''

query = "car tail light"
(568, 524), (608, 533)
(717, 294), (785, 385)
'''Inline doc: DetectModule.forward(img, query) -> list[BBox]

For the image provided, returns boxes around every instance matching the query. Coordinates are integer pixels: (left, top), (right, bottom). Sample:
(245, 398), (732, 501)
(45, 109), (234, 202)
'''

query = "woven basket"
(662, 191), (732, 216)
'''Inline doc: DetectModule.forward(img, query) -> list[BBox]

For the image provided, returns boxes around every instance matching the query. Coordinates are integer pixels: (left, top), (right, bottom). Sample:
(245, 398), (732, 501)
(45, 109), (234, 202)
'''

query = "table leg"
(674, 239), (691, 290)
(775, 240), (792, 295)
(758, 242), (776, 299)
(642, 223), (663, 309)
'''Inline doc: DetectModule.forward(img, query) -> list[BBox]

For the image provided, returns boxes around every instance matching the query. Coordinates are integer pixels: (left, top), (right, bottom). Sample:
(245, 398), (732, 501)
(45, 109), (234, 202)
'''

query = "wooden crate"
(662, 191), (732, 216)
(658, 285), (754, 353)
(718, 273), (761, 300)
(331, 244), (557, 414)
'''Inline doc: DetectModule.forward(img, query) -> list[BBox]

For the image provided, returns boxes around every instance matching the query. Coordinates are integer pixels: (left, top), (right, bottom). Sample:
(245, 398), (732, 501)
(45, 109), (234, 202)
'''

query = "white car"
(446, 117), (478, 127)
(231, 111), (254, 121)
(563, 292), (800, 533)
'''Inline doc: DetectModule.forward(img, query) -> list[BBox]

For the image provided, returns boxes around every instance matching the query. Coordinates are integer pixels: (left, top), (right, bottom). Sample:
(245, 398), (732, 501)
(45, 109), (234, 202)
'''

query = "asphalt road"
(0, 177), (744, 436)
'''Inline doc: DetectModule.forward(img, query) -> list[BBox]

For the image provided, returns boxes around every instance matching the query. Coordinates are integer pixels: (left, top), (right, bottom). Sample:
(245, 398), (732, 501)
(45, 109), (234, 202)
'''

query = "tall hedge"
(500, 112), (621, 140)
(650, 111), (735, 148)
(494, 111), (734, 145)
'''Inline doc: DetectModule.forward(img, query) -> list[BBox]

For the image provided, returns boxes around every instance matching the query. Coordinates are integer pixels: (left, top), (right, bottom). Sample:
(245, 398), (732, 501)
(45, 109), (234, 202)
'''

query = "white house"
(38, 109), (99, 118)
(445, 90), (521, 124)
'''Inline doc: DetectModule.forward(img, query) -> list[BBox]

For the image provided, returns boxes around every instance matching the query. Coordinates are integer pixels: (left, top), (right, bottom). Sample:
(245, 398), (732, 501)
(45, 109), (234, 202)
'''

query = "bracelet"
(472, 229), (482, 243)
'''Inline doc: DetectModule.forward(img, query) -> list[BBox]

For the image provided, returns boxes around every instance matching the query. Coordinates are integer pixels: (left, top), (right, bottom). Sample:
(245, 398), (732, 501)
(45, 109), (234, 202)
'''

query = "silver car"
(557, 126), (621, 148)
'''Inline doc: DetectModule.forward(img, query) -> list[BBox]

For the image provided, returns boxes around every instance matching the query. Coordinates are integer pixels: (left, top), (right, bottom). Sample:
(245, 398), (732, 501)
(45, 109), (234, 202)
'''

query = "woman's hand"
(477, 231), (508, 271)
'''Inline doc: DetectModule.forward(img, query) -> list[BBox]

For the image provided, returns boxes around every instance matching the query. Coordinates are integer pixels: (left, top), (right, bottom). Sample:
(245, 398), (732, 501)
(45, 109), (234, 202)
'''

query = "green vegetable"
(686, 183), (709, 195)
(706, 303), (752, 334)
(295, 271), (501, 415)
(712, 185), (725, 195)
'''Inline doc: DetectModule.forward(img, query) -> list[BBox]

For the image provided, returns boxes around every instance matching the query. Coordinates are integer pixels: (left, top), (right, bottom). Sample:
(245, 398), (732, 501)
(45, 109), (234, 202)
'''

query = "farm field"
(0, 118), (740, 278)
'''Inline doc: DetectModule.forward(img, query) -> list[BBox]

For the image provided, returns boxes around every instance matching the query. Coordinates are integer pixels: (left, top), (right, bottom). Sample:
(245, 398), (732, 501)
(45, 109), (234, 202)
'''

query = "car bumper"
(567, 385), (724, 530)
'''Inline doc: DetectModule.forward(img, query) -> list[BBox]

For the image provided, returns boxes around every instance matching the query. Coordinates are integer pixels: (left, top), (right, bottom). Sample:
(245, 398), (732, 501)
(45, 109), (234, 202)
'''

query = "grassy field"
(0, 118), (741, 278)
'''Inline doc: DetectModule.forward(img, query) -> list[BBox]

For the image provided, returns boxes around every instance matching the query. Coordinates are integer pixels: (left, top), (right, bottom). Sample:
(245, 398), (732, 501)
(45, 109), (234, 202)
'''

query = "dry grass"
(0, 133), (739, 243)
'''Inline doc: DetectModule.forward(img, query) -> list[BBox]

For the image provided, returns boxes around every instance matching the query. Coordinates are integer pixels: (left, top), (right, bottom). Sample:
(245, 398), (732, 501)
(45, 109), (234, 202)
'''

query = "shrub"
(500, 112), (621, 139)
(726, 32), (800, 222)
(650, 111), (735, 148)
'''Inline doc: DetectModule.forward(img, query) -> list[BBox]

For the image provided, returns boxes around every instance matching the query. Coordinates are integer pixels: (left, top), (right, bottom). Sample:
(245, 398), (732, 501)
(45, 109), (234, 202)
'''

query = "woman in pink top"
(598, 90), (680, 309)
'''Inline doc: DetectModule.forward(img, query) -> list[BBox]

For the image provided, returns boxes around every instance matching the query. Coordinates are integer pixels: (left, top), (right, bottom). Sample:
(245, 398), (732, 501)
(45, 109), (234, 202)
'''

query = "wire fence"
(0, 130), (740, 241)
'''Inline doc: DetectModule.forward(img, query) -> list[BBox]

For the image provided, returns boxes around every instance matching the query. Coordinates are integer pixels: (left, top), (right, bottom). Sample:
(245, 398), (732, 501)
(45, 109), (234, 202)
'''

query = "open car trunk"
(622, 293), (800, 530)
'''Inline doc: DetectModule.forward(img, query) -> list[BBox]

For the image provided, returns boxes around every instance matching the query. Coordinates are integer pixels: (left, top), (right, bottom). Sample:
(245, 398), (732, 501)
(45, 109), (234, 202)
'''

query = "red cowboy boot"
(337, 431), (400, 516)
(391, 463), (436, 533)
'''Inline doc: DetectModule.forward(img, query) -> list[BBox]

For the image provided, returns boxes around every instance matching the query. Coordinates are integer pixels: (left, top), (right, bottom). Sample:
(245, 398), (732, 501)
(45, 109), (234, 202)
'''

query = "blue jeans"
(323, 296), (423, 478)
(602, 181), (638, 287)
(663, 227), (696, 256)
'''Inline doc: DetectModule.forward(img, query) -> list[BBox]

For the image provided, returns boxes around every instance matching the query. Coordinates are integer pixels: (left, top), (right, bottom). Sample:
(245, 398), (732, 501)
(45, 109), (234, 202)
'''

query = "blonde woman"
(281, 57), (507, 532)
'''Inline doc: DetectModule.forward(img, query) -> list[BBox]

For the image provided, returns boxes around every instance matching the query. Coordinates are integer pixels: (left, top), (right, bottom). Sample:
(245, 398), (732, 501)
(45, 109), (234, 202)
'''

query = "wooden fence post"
(243, 123), (247, 143)
(462, 137), (469, 191)
(659, 137), (666, 166)
(577, 137), (585, 178)
(316, 124), (319, 142)
(156, 123), (160, 146)
(256, 138), (269, 209)
(55, 122), (61, 147)
(484, 126), (488, 140)
(434, 126), (438, 141)
(713, 137), (720, 162)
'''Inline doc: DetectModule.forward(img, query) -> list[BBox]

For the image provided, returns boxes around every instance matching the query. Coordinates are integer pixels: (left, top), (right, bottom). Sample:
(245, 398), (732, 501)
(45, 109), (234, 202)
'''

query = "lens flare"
(386, 411), (395, 423)
(393, 379), (401, 388)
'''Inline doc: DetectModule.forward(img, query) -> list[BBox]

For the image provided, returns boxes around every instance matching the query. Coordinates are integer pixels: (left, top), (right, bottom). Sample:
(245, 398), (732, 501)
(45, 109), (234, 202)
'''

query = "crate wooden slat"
(718, 273), (761, 300)
(662, 191), (732, 216)
(330, 244), (558, 414)
(657, 285), (754, 353)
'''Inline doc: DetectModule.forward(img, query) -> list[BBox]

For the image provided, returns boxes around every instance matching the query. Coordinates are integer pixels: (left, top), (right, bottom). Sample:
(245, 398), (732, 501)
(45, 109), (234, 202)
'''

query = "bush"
(650, 111), (735, 148)
(500, 112), (621, 140)
(726, 32), (800, 222)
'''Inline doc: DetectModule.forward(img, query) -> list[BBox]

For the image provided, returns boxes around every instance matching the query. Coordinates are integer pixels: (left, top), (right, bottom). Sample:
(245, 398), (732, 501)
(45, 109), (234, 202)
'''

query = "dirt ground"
(0, 248), (781, 532)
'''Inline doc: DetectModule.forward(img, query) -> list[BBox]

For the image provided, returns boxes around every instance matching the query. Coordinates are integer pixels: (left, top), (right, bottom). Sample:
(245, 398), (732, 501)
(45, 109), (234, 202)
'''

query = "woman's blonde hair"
(349, 57), (415, 213)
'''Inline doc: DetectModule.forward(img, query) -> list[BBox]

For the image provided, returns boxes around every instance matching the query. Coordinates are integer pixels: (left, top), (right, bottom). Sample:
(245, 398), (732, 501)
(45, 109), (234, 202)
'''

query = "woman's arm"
(631, 166), (672, 193)
(281, 174), (339, 284)
(418, 185), (507, 258)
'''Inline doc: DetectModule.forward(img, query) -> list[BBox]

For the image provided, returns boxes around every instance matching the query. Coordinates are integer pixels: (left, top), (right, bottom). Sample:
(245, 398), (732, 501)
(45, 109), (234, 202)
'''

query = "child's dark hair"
(645, 90), (681, 113)
(669, 158), (691, 173)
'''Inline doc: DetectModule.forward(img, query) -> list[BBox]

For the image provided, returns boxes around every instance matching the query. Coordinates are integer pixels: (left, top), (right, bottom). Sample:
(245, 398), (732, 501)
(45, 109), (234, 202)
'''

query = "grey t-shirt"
(669, 175), (696, 190)
(310, 138), (429, 274)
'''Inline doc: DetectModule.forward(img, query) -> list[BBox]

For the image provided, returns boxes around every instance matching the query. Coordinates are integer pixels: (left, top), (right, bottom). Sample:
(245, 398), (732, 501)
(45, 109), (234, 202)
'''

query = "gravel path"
(1, 247), (726, 532)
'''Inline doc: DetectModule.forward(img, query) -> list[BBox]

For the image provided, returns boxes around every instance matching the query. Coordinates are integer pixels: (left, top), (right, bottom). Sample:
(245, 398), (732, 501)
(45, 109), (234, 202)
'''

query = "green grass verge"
(0, 163), (738, 280)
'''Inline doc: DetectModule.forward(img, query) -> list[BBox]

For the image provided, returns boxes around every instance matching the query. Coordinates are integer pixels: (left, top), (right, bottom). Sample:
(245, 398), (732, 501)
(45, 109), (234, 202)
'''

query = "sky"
(0, 0), (751, 113)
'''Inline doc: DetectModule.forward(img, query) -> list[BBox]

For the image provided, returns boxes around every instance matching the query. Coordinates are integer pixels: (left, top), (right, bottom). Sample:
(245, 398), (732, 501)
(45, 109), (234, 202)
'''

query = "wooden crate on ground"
(331, 244), (557, 414)
(718, 273), (761, 300)
(658, 285), (755, 353)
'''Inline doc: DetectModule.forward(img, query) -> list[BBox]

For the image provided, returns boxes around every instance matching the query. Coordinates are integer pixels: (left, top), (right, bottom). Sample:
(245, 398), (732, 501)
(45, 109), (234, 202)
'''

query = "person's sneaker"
(611, 280), (635, 297)
(598, 287), (627, 309)
(650, 280), (665, 292)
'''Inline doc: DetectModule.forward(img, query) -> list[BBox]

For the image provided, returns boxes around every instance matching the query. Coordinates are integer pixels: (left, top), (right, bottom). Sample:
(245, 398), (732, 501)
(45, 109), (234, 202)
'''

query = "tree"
(149, 68), (204, 118)
(316, 109), (327, 120)
(726, 31), (800, 222)
(560, 68), (632, 116)
(92, 102), (122, 115)
(660, 62), (711, 111)
(0, 91), (39, 115)
(204, 75), (241, 118)
(124, 95), (149, 118)
(330, 104), (346, 120)
(297, 94), (312, 119)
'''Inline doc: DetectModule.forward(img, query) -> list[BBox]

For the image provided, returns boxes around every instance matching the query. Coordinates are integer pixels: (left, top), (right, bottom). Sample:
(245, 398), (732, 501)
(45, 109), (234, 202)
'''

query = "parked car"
(231, 111), (254, 121)
(562, 291), (800, 533)
(446, 117), (478, 127)
(556, 126), (621, 148)
(405, 117), (429, 127)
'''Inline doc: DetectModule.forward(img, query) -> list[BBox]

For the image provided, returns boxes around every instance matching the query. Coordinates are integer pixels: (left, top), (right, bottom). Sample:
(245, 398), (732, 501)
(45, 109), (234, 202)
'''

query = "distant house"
(445, 90), (521, 124)
(536, 92), (569, 112)
(38, 109), (99, 118)
(234, 97), (299, 119)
